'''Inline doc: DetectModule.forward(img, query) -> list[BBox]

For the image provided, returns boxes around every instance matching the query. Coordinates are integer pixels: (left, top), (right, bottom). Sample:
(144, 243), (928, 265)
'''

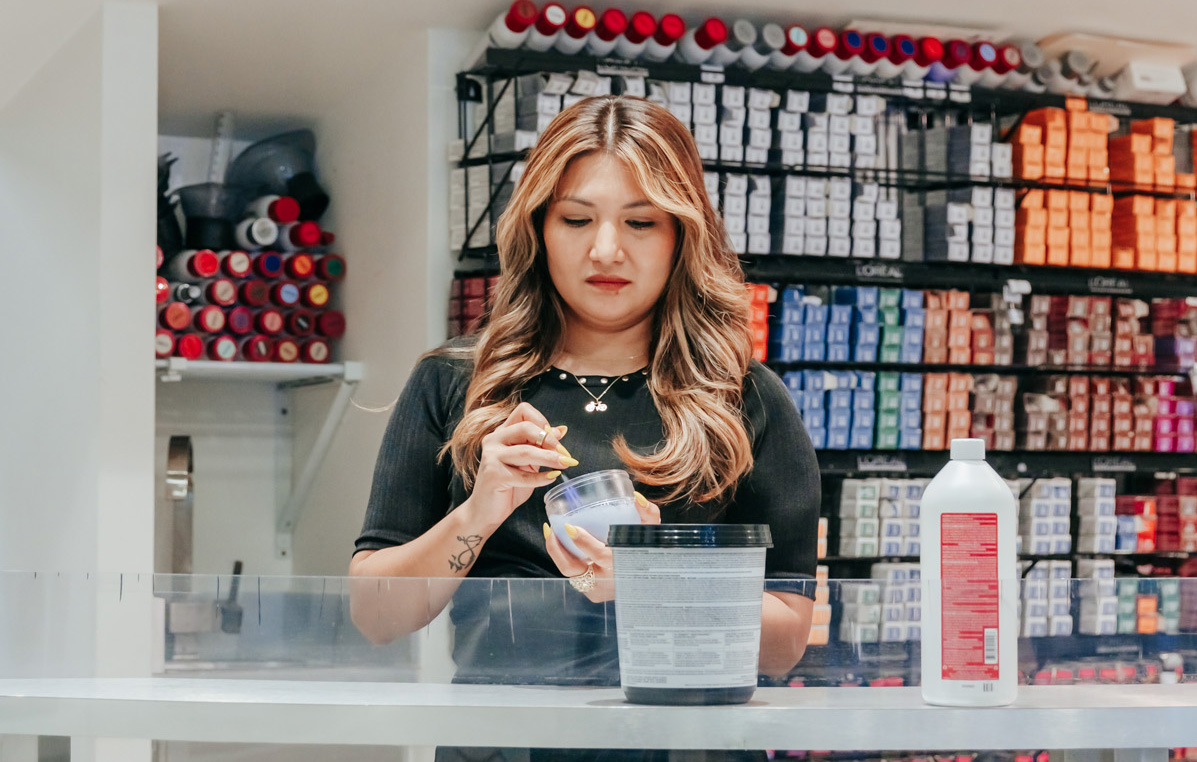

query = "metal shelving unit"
(815, 449), (1196, 476)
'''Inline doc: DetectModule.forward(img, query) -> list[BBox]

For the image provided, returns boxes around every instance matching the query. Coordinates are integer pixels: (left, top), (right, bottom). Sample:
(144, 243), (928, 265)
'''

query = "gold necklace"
(570, 372), (621, 413)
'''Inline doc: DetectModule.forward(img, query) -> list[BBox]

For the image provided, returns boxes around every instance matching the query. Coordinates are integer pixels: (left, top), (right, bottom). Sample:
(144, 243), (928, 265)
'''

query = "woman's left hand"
(542, 490), (660, 603)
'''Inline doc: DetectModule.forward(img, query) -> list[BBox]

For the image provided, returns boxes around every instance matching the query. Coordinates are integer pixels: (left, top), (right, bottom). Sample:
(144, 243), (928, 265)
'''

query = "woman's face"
(543, 152), (677, 336)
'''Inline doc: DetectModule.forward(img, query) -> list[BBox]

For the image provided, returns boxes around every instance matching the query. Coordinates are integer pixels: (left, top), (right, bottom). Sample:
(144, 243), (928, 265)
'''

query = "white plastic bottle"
(919, 438), (1018, 707)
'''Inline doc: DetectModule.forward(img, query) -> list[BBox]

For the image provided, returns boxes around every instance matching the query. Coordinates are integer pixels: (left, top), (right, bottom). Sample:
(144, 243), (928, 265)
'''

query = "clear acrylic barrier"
(1, 571), (1195, 687)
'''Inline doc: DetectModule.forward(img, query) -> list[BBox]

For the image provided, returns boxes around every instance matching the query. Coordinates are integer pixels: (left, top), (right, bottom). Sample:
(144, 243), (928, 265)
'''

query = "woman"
(351, 94), (819, 727)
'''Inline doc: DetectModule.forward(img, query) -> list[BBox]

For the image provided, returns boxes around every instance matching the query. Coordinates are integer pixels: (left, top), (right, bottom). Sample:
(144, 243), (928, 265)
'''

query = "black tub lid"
(608, 524), (772, 548)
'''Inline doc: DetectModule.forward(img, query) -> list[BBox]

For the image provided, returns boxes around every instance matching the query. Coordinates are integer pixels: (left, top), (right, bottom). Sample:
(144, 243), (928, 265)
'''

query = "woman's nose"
(589, 220), (622, 264)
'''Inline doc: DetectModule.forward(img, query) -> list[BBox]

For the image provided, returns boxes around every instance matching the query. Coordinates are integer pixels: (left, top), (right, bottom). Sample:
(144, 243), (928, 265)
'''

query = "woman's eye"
(627, 220), (655, 230)
(562, 217), (590, 228)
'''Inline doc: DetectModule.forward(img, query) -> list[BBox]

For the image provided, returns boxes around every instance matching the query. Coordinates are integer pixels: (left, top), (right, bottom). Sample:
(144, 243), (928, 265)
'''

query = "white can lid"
(950, 438), (986, 461)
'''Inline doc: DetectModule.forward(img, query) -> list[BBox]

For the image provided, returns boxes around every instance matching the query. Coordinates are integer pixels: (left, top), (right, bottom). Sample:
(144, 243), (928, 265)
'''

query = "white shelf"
(155, 359), (363, 386)
(1, 679), (1195, 750)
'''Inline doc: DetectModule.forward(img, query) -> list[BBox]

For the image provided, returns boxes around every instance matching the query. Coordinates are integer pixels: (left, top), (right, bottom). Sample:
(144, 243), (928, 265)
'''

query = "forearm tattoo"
(448, 535), (483, 572)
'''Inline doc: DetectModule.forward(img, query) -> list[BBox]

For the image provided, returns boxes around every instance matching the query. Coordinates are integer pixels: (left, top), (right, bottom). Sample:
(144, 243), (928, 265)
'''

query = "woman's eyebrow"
(557, 196), (653, 210)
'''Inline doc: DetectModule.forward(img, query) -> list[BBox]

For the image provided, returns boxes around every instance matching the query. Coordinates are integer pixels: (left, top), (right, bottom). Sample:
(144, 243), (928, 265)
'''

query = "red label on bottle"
(940, 513), (1000, 681)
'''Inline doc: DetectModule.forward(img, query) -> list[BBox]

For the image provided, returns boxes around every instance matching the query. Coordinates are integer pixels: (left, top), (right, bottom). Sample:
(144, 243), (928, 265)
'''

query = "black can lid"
(608, 523), (772, 548)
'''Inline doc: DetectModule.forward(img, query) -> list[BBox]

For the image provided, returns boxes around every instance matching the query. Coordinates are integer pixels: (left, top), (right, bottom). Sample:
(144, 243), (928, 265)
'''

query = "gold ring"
(536, 426), (549, 447)
(568, 564), (597, 593)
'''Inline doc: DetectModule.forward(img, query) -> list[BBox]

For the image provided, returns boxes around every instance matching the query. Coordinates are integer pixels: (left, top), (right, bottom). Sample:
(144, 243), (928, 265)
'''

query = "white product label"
(613, 547), (766, 690)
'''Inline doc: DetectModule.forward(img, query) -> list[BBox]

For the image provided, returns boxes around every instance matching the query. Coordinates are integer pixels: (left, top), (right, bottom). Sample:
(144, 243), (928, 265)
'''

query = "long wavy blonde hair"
(447, 95), (753, 506)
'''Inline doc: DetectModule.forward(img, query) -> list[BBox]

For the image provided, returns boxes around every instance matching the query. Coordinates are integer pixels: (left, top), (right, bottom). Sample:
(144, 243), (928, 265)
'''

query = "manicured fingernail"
(542, 470), (562, 481)
(634, 491), (648, 508)
(542, 424), (554, 441)
(543, 523), (551, 540)
(559, 455), (579, 468)
(557, 443), (573, 458)
(556, 425), (568, 437)
(564, 523), (579, 539)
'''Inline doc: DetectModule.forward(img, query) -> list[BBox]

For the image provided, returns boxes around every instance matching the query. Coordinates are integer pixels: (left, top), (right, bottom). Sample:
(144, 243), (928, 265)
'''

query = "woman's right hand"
(464, 402), (576, 531)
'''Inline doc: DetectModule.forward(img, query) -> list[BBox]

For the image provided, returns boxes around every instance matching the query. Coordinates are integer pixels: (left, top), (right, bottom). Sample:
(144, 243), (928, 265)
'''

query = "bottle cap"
(1061, 49), (1090, 79)
(969, 42), (997, 71)
(286, 253), (315, 279)
(1015, 40), (1045, 72)
(257, 309), (285, 335)
(653, 13), (684, 45)
(156, 246), (164, 268)
(889, 35), (916, 64)
(836, 29), (865, 60)
(807, 27), (837, 57)
(242, 335), (274, 362)
(624, 11), (656, 44)
(693, 18), (727, 50)
(303, 283), (330, 308)
(593, 8), (627, 42)
(177, 333), (205, 360)
(196, 305), (226, 333)
(272, 282), (301, 307)
(941, 39), (972, 68)
(208, 335), (237, 362)
(227, 306), (254, 335)
(287, 310), (315, 336)
(302, 339), (331, 364)
(289, 221), (322, 248)
(205, 278), (237, 306)
(239, 280), (271, 307)
(503, 0), (538, 34)
(155, 330), (175, 359)
(275, 338), (300, 363)
(221, 250), (253, 278)
(778, 25), (808, 56)
(563, 6), (596, 39)
(190, 250), (221, 278)
(757, 23), (786, 53)
(727, 19), (757, 50)
(316, 253), (346, 281)
(915, 36), (943, 66)
(861, 32), (889, 63)
(950, 438), (986, 461)
(993, 44), (1021, 74)
(156, 277), (170, 304)
(254, 252), (284, 278)
(246, 217), (278, 247)
(161, 302), (192, 331)
(316, 310), (346, 339)
(534, 3), (567, 36)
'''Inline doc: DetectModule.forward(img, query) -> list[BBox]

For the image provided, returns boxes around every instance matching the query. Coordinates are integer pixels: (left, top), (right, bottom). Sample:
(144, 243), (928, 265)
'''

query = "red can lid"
(624, 11), (656, 43)
(302, 339), (331, 364)
(267, 196), (301, 224)
(994, 44), (1021, 74)
(914, 36), (944, 66)
(257, 309), (285, 335)
(861, 32), (889, 63)
(289, 221), (322, 248)
(197, 305), (227, 333)
(693, 18), (727, 50)
(242, 335), (274, 362)
(240, 280), (271, 307)
(190, 249), (221, 278)
(254, 252), (284, 278)
(808, 27), (837, 56)
(156, 276), (170, 304)
(227, 306), (255, 335)
(316, 310), (347, 339)
(162, 302), (192, 331)
(836, 29), (865, 60)
(889, 34), (916, 64)
(321, 231), (336, 246)
(593, 7), (627, 41)
(779, 25), (808, 56)
(156, 246), (164, 268)
(941, 38), (971, 68)
(653, 13), (684, 45)
(275, 338), (300, 363)
(177, 333), (204, 360)
(303, 282), (331, 308)
(535, 3), (567, 36)
(206, 278), (238, 306)
(563, 6), (596, 39)
(221, 250), (253, 278)
(316, 254), (346, 281)
(207, 335), (238, 362)
(503, 0), (538, 33)
(287, 310), (315, 336)
(272, 282), (301, 307)
(155, 330), (175, 358)
(286, 253), (315, 279)
(968, 41), (997, 71)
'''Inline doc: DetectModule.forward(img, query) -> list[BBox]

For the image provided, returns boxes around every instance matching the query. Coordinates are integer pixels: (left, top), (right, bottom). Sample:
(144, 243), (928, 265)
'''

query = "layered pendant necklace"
(554, 369), (644, 413)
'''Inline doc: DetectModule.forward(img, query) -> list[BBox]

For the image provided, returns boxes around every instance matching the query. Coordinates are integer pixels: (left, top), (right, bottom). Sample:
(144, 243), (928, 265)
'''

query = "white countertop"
(1, 679), (1195, 749)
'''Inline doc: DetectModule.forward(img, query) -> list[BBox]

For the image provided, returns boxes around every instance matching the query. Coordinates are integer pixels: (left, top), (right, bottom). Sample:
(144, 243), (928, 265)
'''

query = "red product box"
(1090, 434), (1111, 451)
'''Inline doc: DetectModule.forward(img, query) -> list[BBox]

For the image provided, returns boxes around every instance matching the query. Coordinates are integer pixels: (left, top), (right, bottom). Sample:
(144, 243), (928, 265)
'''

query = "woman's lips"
(586, 276), (630, 292)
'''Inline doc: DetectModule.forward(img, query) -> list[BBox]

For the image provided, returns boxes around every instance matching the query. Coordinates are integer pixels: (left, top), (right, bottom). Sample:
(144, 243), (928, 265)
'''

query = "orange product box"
(1110, 152), (1154, 173)
(1045, 144), (1067, 167)
(947, 291), (970, 310)
(1182, 232), (1197, 252)
(923, 346), (948, 363)
(1014, 123), (1044, 144)
(1013, 156), (1044, 180)
(1071, 209), (1091, 229)
(1113, 246), (1136, 269)
(1131, 117), (1174, 140)
(1069, 191), (1091, 211)
(1091, 194), (1114, 214)
(923, 411), (946, 432)
(1067, 156), (1088, 180)
(1018, 207), (1048, 228)
(1177, 173), (1197, 190)
(1139, 614), (1159, 635)
(1091, 210), (1113, 230)
(923, 430), (946, 451)
(1109, 134), (1153, 154)
(1044, 162), (1066, 181)
(1048, 208), (1070, 229)
(1089, 146), (1109, 164)
(1065, 98), (1088, 114)
(1159, 233), (1178, 252)
(948, 330), (971, 348)
(1155, 154), (1176, 175)
(1071, 228), (1092, 248)
(947, 373), (972, 392)
(1137, 248), (1159, 270)
(1019, 189), (1045, 209)
(1158, 217), (1177, 236)
(1047, 245), (1071, 266)
(924, 309), (948, 330)
(1158, 250), (1178, 272)
(1044, 126), (1068, 149)
(972, 349), (996, 364)
(1153, 136), (1174, 156)
(1089, 165), (1111, 183)
(924, 393), (946, 414)
(1114, 195), (1155, 216)
(925, 374), (949, 394)
(948, 347), (972, 364)
(1091, 244), (1112, 268)
(1017, 241), (1047, 265)
(1179, 251), (1197, 274)
(1156, 171), (1176, 190)
(1047, 226), (1071, 248)
(1070, 246), (1092, 267)
(948, 410), (972, 429)
(1025, 107), (1067, 128)
(1181, 200), (1197, 217)
(1092, 229), (1112, 250)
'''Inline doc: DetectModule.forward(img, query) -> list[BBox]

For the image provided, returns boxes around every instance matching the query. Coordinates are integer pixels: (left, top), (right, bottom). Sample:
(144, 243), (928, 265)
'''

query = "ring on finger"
(535, 425), (549, 447)
(568, 564), (597, 593)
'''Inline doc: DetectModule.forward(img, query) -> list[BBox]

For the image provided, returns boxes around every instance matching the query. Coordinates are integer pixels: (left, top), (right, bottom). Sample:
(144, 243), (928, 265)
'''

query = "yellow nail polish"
(556, 425), (568, 437)
(634, 491), (648, 508)
(559, 455), (579, 468)
(542, 470), (562, 481)
(543, 523), (551, 540)
(557, 443), (572, 458)
(564, 523), (579, 539)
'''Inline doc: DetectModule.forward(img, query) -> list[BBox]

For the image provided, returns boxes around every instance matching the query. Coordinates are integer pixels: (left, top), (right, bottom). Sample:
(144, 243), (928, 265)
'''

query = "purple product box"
(901, 410), (922, 430)
(828, 325), (851, 344)
(903, 308), (926, 329)
(771, 345), (803, 362)
(827, 428), (851, 450)
(804, 324), (827, 344)
(802, 343), (826, 362)
(854, 323), (881, 344)
(856, 287), (879, 308)
(830, 304), (854, 324)
(829, 389), (853, 409)
(774, 325), (804, 343)
(828, 343), (851, 362)
(853, 409), (876, 429)
(854, 343), (878, 362)
(1178, 400), (1195, 417)
(802, 408), (826, 428)
(899, 428), (923, 450)
(900, 391), (922, 412)
(903, 326), (924, 347)
(901, 289), (924, 309)
(806, 426), (827, 449)
(776, 305), (806, 324)
(856, 307), (879, 324)
(782, 372), (803, 392)
(900, 373), (922, 392)
(900, 346), (923, 364)
(804, 303), (829, 324)
(853, 389), (875, 409)
(802, 370), (825, 391)
(850, 427), (874, 449)
(830, 409), (852, 429)
(802, 391), (824, 409)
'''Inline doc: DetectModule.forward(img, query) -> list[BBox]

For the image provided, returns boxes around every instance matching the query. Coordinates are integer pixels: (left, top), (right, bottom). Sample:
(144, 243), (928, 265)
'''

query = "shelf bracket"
(275, 361), (363, 558)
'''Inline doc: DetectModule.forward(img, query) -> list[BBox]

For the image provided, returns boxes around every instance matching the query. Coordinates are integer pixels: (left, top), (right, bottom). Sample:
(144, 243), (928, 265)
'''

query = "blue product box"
(802, 391), (825, 409)
(803, 324), (827, 344)
(781, 286), (805, 305)
(900, 392), (922, 412)
(804, 303), (829, 324)
(807, 427), (827, 449)
(831, 371), (856, 389)
(830, 304), (854, 324)
(830, 409), (852, 429)
(901, 289), (924, 309)
(856, 306), (879, 324)
(850, 427), (874, 449)
(853, 389), (875, 409)
(827, 343), (851, 362)
(829, 389), (853, 409)
(802, 343), (826, 361)
(774, 325), (804, 344)
(856, 287), (879, 308)
(832, 286), (858, 305)
(902, 307), (926, 329)
(855, 371), (876, 391)
(900, 346), (924, 364)
(802, 370), (825, 392)
(828, 325), (851, 344)
(854, 323), (880, 345)
(901, 410), (922, 430)
(899, 428), (923, 450)
(777, 305), (806, 324)
(853, 343), (878, 362)
(827, 428), (851, 450)
(900, 373), (922, 393)
(903, 326), (924, 347)
(782, 372), (803, 392)
(771, 345), (803, 362)
(802, 408), (826, 428)
(853, 409), (876, 429)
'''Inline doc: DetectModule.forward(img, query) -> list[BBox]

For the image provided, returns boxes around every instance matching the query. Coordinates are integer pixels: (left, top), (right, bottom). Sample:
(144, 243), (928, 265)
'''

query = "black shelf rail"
(768, 360), (1191, 377)
(815, 449), (1196, 476)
